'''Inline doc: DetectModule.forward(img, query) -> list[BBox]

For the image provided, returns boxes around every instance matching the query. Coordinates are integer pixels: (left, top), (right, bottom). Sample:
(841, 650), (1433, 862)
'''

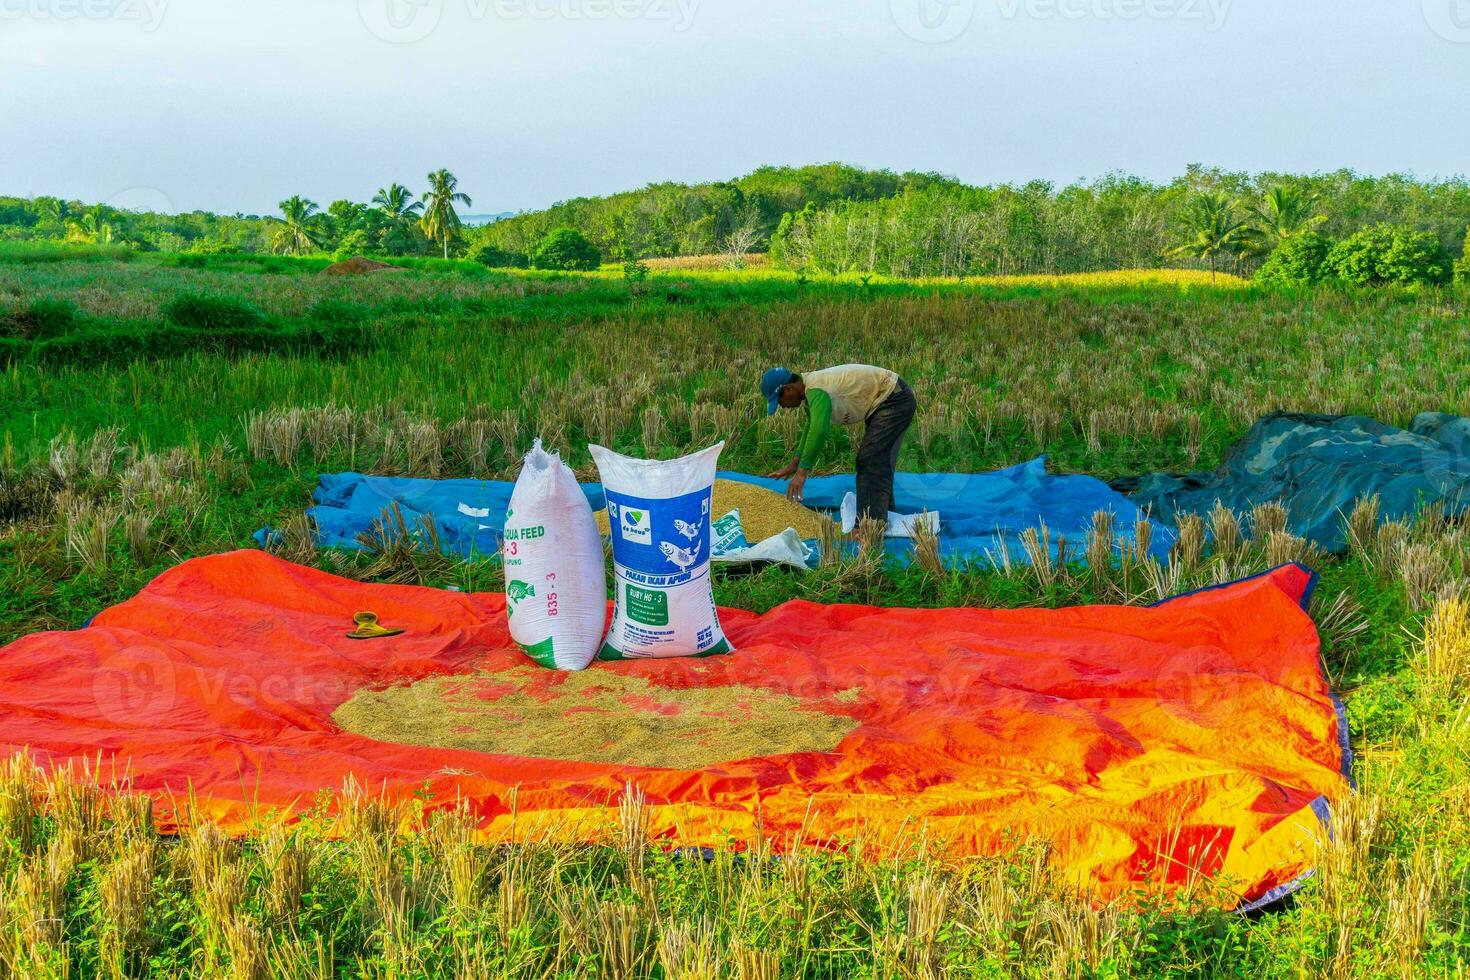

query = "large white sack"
(502, 441), (607, 670)
(590, 441), (732, 660)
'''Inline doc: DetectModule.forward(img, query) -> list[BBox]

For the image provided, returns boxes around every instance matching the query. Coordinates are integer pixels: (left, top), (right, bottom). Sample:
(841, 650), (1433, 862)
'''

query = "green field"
(1, 254), (1467, 977)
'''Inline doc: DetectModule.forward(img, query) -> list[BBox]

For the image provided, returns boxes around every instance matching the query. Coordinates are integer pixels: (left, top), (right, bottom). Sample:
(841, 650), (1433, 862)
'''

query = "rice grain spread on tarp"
(594, 478), (834, 541)
(0, 551), (1347, 908)
(333, 666), (861, 768)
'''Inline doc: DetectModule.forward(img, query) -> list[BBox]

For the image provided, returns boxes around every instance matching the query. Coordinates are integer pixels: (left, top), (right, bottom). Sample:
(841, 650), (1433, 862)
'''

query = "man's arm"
(797, 389), (833, 471)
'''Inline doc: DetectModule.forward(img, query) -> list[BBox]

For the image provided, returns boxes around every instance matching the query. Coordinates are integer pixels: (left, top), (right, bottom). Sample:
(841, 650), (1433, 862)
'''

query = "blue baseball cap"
(760, 367), (795, 415)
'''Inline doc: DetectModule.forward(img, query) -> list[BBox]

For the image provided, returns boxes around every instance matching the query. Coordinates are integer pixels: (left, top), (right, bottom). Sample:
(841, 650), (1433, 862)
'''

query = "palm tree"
(34, 196), (65, 225)
(1166, 191), (1254, 281)
(65, 205), (115, 245)
(1255, 186), (1325, 243)
(272, 196), (322, 256)
(373, 183), (423, 225)
(419, 169), (472, 259)
(372, 183), (423, 254)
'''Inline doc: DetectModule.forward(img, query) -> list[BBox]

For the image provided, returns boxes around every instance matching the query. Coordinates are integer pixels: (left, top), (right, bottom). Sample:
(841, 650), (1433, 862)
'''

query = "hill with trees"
(3, 164), (1468, 286)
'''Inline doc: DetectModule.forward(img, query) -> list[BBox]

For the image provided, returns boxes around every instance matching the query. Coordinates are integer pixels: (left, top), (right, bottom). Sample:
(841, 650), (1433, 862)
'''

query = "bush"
(1323, 224), (1452, 287)
(468, 243), (529, 269)
(1456, 228), (1470, 287)
(1254, 233), (1334, 287)
(0, 297), (79, 340)
(0, 336), (29, 366)
(333, 229), (381, 262)
(162, 293), (268, 331)
(30, 319), (372, 367)
(532, 228), (601, 271)
(309, 298), (369, 325)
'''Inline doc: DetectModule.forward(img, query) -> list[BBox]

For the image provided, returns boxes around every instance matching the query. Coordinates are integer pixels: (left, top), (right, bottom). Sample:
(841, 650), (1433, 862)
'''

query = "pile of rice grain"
(332, 666), (861, 769)
(594, 478), (833, 542)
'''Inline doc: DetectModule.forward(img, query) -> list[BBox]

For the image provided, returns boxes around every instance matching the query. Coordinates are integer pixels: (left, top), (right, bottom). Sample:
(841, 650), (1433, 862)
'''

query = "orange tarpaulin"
(0, 551), (1347, 908)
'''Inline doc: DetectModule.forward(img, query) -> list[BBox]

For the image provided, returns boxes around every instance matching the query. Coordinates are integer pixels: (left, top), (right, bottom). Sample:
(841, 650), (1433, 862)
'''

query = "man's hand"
(786, 469), (808, 503)
(765, 460), (799, 480)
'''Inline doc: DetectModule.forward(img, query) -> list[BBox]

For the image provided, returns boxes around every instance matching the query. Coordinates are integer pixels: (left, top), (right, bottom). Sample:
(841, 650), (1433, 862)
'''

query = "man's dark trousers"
(855, 379), (916, 523)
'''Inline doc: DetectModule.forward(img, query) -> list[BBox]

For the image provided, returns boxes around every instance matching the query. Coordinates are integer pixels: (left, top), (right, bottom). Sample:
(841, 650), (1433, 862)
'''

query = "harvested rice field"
(0, 254), (1467, 977)
(333, 664), (862, 768)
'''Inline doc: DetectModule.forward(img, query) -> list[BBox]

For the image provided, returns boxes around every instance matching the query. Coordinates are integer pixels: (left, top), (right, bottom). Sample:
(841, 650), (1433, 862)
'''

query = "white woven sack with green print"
(502, 441), (606, 670)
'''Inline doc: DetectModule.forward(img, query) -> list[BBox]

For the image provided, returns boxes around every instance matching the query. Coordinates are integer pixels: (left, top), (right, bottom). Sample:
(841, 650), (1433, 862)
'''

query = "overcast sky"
(3, 0), (1467, 216)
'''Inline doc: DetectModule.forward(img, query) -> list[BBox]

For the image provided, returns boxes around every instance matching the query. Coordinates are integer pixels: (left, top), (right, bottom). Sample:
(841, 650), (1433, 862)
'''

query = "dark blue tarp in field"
(256, 457), (1175, 566)
(1117, 412), (1470, 552)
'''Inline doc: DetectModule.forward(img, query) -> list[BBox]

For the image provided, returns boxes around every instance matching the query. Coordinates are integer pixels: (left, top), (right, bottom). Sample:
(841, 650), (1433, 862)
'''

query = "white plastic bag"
(840, 492), (941, 539)
(502, 441), (607, 671)
(717, 528), (813, 569)
(590, 442), (732, 660)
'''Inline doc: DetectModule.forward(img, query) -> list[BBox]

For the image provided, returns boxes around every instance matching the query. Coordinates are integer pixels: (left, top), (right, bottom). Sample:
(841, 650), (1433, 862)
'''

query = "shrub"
(1254, 233), (1335, 287)
(30, 319), (371, 367)
(532, 228), (601, 271)
(468, 243), (529, 269)
(1323, 224), (1452, 287)
(1456, 228), (1470, 287)
(333, 229), (381, 262)
(309, 298), (370, 325)
(187, 238), (242, 255)
(0, 336), (29, 366)
(0, 297), (79, 340)
(162, 293), (268, 331)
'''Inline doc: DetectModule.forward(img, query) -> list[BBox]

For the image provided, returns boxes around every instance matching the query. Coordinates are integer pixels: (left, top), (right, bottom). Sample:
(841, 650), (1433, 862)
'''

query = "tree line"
(3, 163), (1469, 284)
(769, 167), (1470, 284)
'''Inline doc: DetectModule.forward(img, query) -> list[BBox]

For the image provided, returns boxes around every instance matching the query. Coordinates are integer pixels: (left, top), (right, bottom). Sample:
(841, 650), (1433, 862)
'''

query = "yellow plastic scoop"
(345, 611), (403, 641)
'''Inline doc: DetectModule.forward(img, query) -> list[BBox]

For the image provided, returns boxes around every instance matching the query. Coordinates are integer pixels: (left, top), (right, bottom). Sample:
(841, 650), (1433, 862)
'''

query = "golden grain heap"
(594, 478), (834, 542)
(333, 666), (860, 769)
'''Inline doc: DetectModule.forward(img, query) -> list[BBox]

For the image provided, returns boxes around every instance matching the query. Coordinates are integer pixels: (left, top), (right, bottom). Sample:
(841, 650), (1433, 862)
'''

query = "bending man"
(761, 364), (917, 524)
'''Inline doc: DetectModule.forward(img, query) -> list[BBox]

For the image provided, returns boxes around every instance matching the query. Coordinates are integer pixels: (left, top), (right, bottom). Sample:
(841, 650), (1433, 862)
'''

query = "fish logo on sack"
(659, 539), (702, 572)
(506, 580), (536, 607)
(673, 518), (702, 541)
(620, 506), (652, 544)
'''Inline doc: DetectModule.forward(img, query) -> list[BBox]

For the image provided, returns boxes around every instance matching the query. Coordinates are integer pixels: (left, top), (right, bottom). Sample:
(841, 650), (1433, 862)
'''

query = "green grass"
(0, 255), (1467, 977)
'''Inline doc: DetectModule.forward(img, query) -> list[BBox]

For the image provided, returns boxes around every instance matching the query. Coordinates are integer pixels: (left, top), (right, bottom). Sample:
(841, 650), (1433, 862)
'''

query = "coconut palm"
(419, 169), (472, 259)
(64, 206), (115, 245)
(372, 183), (423, 254)
(372, 183), (423, 226)
(272, 196), (323, 256)
(1255, 186), (1326, 243)
(1166, 192), (1254, 281)
(34, 196), (66, 225)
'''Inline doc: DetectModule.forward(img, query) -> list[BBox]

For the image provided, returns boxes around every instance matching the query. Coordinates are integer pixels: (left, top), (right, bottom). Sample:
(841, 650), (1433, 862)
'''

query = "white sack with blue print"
(589, 442), (732, 660)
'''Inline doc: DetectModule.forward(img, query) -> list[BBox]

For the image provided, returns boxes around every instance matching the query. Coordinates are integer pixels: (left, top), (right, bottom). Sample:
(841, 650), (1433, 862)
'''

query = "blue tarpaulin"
(1117, 413), (1470, 552)
(257, 457), (1175, 566)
